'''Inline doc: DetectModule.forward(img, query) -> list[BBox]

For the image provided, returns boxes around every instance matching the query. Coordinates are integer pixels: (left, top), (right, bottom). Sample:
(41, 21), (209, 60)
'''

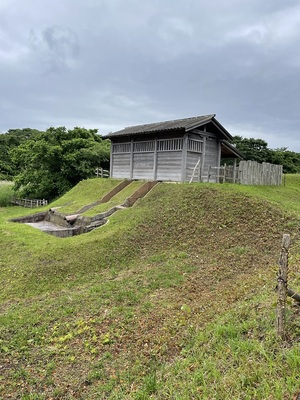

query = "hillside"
(1, 177), (300, 399)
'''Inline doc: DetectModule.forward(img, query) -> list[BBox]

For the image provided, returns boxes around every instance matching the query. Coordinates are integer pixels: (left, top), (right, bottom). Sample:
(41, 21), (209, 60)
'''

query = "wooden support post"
(287, 288), (300, 304)
(276, 234), (291, 339)
(181, 134), (188, 182)
(216, 141), (221, 184)
(207, 166), (211, 183)
(109, 143), (113, 178)
(198, 157), (201, 182)
(223, 163), (226, 183)
(202, 137), (207, 182)
(129, 139), (134, 180)
(153, 138), (158, 181)
(233, 159), (237, 183)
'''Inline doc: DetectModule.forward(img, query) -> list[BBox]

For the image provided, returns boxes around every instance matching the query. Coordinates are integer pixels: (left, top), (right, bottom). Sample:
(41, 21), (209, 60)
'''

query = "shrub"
(0, 181), (14, 206)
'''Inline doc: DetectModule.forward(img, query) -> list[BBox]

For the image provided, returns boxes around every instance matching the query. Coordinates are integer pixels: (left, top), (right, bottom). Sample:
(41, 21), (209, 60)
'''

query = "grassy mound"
(1, 177), (300, 399)
(49, 178), (124, 214)
(83, 180), (146, 216)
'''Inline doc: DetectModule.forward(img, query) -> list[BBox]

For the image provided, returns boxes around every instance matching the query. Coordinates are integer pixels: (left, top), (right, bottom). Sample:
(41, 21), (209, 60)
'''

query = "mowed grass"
(49, 178), (123, 214)
(1, 176), (300, 399)
(224, 174), (300, 215)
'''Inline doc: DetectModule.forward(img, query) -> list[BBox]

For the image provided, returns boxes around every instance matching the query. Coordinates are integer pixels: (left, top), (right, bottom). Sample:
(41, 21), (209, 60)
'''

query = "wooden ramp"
(82, 180), (159, 233)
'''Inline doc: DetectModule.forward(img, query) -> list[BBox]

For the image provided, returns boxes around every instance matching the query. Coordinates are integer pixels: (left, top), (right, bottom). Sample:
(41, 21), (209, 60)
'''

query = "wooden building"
(107, 114), (243, 183)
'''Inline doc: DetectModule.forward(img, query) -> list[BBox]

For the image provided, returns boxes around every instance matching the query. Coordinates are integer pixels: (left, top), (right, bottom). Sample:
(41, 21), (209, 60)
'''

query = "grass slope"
(1, 177), (300, 399)
(49, 178), (124, 214)
(83, 180), (146, 216)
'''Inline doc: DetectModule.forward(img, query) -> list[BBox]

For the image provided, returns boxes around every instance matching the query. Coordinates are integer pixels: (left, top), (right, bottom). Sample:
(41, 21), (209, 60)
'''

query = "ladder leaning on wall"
(189, 158), (201, 183)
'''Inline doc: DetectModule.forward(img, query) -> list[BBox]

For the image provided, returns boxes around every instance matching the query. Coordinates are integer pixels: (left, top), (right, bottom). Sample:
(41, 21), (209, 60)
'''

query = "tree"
(231, 136), (271, 163)
(231, 136), (300, 173)
(11, 127), (110, 200)
(0, 128), (42, 179)
(269, 148), (300, 174)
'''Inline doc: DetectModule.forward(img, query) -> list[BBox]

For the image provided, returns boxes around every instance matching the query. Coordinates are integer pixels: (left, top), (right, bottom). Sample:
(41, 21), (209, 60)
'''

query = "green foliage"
(0, 181), (14, 206)
(268, 148), (300, 173)
(231, 136), (300, 173)
(11, 127), (110, 200)
(0, 128), (42, 179)
(232, 136), (271, 163)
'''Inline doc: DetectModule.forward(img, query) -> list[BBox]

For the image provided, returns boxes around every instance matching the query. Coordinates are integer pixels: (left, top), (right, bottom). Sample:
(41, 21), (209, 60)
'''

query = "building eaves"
(221, 141), (244, 159)
(107, 114), (216, 138)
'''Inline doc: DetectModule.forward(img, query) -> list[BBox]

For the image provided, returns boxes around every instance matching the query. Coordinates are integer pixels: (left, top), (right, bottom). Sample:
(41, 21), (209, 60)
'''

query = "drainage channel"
(10, 180), (159, 237)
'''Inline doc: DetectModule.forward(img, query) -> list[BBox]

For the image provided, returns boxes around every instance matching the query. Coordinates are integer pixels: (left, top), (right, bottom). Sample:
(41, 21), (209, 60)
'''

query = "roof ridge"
(125, 114), (215, 129)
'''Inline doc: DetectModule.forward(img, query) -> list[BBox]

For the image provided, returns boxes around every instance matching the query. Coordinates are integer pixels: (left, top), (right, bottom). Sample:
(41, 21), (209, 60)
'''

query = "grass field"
(1, 176), (300, 399)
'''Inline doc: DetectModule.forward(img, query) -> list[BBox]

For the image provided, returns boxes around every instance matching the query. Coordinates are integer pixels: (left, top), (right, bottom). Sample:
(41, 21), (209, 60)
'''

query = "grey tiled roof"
(107, 114), (216, 137)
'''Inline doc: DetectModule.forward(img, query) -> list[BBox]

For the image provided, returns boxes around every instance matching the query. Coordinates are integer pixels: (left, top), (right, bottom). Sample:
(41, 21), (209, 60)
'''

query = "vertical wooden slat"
(202, 137), (207, 181)
(129, 139), (134, 179)
(233, 159), (237, 183)
(198, 157), (201, 182)
(153, 138), (158, 180)
(207, 166), (211, 182)
(181, 134), (188, 182)
(109, 142), (113, 177)
(238, 160), (282, 186)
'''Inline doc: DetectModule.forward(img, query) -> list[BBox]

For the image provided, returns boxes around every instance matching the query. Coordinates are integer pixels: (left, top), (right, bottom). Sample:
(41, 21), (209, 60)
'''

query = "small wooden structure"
(107, 114), (243, 183)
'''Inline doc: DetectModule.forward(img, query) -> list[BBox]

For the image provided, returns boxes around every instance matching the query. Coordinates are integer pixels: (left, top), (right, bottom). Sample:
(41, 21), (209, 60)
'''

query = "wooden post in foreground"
(276, 234), (291, 338)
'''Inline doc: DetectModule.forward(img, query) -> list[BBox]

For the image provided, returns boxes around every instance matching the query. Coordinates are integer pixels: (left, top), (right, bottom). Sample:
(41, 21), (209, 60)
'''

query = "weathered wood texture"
(109, 115), (246, 182)
(95, 168), (110, 178)
(111, 153), (131, 178)
(111, 136), (186, 181)
(156, 151), (182, 181)
(203, 137), (219, 181)
(186, 152), (201, 182)
(276, 234), (290, 339)
(132, 153), (154, 180)
(110, 128), (241, 183)
(206, 164), (238, 183)
(205, 161), (282, 186)
(239, 161), (282, 185)
(287, 288), (300, 304)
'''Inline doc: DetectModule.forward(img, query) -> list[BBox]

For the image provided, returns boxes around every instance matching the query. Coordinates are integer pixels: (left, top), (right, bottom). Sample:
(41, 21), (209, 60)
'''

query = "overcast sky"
(1, 0), (300, 151)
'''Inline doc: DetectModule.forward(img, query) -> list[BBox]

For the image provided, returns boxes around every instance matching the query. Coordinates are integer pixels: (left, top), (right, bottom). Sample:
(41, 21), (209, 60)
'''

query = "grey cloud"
(0, 0), (300, 151)
(29, 26), (80, 72)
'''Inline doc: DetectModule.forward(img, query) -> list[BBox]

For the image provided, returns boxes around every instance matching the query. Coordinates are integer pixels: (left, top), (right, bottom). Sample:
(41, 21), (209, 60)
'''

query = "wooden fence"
(207, 165), (239, 184)
(206, 161), (283, 186)
(95, 168), (110, 178)
(11, 198), (48, 208)
(238, 161), (282, 185)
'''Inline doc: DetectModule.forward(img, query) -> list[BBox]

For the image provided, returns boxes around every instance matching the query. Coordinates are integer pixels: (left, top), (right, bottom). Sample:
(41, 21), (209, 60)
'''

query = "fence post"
(207, 166), (211, 182)
(276, 234), (290, 339)
(233, 160), (237, 183)
(223, 163), (226, 183)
